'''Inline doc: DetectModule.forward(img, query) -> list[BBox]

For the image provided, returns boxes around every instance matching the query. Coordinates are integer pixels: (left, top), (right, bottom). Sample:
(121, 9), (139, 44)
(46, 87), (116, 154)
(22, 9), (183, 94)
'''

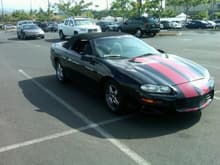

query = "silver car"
(18, 24), (45, 39)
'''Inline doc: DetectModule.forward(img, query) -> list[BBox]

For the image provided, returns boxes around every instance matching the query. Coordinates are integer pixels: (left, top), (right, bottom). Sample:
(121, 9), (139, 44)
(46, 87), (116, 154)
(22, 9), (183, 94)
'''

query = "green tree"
(55, 0), (92, 17)
(11, 10), (31, 21)
(166, 0), (209, 15)
(142, 0), (161, 17)
(192, 11), (208, 19)
(110, 0), (129, 19)
(92, 10), (109, 19)
(36, 8), (49, 21)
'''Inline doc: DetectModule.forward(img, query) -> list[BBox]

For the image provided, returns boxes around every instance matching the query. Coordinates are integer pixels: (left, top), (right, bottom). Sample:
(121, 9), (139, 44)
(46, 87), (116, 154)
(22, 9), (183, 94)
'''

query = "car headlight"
(140, 84), (172, 94)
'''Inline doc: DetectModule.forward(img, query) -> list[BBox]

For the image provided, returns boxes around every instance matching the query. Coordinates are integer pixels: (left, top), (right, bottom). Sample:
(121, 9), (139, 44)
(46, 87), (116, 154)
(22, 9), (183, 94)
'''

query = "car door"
(63, 20), (69, 35)
(67, 20), (74, 36)
(121, 19), (133, 33)
(67, 39), (100, 85)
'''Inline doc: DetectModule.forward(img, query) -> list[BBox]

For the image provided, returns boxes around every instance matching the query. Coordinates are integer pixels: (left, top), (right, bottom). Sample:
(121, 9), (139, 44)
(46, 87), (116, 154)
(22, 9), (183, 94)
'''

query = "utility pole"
(30, 0), (32, 15)
(47, 0), (50, 21)
(137, 0), (142, 16)
(1, 0), (4, 21)
(106, 0), (109, 10)
(211, 0), (216, 19)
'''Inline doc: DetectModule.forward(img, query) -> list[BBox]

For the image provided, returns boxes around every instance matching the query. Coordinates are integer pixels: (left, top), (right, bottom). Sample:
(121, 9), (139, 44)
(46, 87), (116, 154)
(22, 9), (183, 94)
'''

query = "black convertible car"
(50, 32), (214, 113)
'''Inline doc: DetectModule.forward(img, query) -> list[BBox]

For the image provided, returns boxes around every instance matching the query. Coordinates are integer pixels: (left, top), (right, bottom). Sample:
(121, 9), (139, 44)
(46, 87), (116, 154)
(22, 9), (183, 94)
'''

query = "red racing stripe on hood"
(150, 56), (200, 81)
(134, 57), (198, 98)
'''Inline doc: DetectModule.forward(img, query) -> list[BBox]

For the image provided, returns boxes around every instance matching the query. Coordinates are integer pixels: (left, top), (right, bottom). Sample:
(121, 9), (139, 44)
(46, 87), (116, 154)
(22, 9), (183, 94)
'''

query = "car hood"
(24, 29), (44, 33)
(106, 54), (209, 86)
(78, 24), (100, 29)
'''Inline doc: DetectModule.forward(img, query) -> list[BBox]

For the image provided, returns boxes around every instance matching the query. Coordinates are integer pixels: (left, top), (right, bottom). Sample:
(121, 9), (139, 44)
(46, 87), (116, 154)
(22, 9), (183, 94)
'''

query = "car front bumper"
(138, 89), (214, 113)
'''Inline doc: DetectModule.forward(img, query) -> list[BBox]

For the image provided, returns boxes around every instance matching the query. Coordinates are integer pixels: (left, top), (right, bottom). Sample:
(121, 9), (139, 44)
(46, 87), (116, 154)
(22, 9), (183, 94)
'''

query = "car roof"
(22, 23), (37, 27)
(71, 32), (128, 40)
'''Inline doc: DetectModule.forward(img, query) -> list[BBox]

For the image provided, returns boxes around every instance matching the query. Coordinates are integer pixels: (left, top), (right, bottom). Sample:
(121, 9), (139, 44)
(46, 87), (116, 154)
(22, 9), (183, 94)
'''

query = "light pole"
(1, 0), (4, 20)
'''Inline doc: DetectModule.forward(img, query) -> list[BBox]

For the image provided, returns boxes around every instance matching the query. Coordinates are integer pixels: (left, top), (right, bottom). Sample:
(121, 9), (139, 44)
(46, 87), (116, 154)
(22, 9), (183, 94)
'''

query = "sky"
(1, 0), (114, 12)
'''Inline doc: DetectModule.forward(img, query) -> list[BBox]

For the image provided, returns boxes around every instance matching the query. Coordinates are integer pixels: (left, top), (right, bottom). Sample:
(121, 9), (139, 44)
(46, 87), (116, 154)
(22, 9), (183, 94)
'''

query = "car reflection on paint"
(50, 32), (214, 114)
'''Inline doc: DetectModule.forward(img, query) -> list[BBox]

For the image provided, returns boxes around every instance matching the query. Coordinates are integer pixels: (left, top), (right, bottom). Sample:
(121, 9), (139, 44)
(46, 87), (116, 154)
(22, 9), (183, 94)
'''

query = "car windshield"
(146, 17), (159, 23)
(23, 24), (39, 29)
(94, 35), (160, 58)
(75, 19), (94, 25)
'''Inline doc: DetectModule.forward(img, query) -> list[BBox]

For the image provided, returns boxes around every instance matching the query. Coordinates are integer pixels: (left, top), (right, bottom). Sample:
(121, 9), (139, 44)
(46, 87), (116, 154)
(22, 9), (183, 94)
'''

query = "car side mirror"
(157, 49), (169, 58)
(157, 49), (165, 54)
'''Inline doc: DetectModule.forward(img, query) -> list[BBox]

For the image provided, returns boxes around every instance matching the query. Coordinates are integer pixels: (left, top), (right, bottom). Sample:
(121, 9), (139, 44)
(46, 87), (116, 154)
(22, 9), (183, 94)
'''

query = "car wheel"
(74, 31), (78, 36)
(59, 31), (65, 40)
(41, 36), (45, 39)
(105, 28), (111, 32)
(22, 33), (26, 40)
(104, 80), (125, 113)
(150, 32), (156, 37)
(134, 29), (142, 38)
(55, 62), (66, 83)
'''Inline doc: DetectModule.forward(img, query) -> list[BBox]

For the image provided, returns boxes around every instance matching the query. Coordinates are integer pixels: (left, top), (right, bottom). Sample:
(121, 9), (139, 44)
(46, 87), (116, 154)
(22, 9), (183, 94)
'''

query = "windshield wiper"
(103, 54), (121, 58)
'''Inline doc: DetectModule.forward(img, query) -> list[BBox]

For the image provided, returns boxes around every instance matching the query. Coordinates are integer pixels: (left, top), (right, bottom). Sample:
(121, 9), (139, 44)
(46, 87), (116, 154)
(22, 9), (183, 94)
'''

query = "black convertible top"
(64, 32), (128, 49)
(76, 32), (127, 40)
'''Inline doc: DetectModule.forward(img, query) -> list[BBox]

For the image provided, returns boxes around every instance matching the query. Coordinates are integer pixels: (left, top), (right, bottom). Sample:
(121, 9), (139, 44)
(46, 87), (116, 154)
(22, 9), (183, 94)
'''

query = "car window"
(94, 36), (159, 58)
(71, 40), (92, 55)
(64, 20), (69, 25)
(69, 20), (74, 26)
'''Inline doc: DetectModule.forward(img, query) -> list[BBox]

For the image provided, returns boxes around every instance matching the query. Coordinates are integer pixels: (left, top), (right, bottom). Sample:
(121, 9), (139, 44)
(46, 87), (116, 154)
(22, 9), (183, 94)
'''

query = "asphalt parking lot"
(0, 30), (220, 165)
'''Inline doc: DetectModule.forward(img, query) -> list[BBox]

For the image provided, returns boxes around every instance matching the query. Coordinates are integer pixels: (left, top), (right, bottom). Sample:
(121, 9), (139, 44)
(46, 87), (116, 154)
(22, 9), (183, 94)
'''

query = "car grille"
(88, 29), (97, 33)
(175, 90), (214, 109)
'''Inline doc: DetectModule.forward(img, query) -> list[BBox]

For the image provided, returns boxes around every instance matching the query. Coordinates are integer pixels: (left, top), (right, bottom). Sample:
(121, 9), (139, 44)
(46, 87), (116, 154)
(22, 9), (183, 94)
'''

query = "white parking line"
(214, 90), (220, 100)
(18, 69), (151, 165)
(0, 115), (132, 153)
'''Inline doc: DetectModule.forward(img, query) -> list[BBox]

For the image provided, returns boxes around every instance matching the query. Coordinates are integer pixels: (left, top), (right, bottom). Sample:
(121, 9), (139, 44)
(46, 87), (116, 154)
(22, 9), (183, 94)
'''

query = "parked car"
(214, 19), (220, 28)
(160, 21), (172, 29)
(205, 20), (216, 29)
(50, 32), (214, 113)
(3, 23), (16, 30)
(170, 21), (183, 29)
(17, 24), (45, 39)
(33, 21), (48, 32)
(58, 17), (102, 40)
(16, 20), (34, 38)
(96, 21), (119, 32)
(47, 22), (58, 32)
(186, 20), (212, 29)
(117, 16), (160, 37)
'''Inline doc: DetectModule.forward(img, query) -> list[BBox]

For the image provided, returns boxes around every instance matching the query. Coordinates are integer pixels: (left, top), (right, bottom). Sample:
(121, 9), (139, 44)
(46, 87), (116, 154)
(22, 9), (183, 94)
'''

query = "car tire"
(21, 33), (26, 40)
(134, 28), (143, 38)
(105, 28), (110, 32)
(104, 80), (125, 114)
(74, 31), (78, 36)
(150, 32), (156, 37)
(55, 61), (66, 83)
(59, 31), (65, 40)
(41, 36), (45, 39)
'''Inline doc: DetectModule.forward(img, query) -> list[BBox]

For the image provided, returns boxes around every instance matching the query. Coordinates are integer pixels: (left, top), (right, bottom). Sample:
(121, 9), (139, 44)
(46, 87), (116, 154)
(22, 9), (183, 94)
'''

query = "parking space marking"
(0, 115), (132, 153)
(18, 69), (151, 165)
(214, 90), (220, 100)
